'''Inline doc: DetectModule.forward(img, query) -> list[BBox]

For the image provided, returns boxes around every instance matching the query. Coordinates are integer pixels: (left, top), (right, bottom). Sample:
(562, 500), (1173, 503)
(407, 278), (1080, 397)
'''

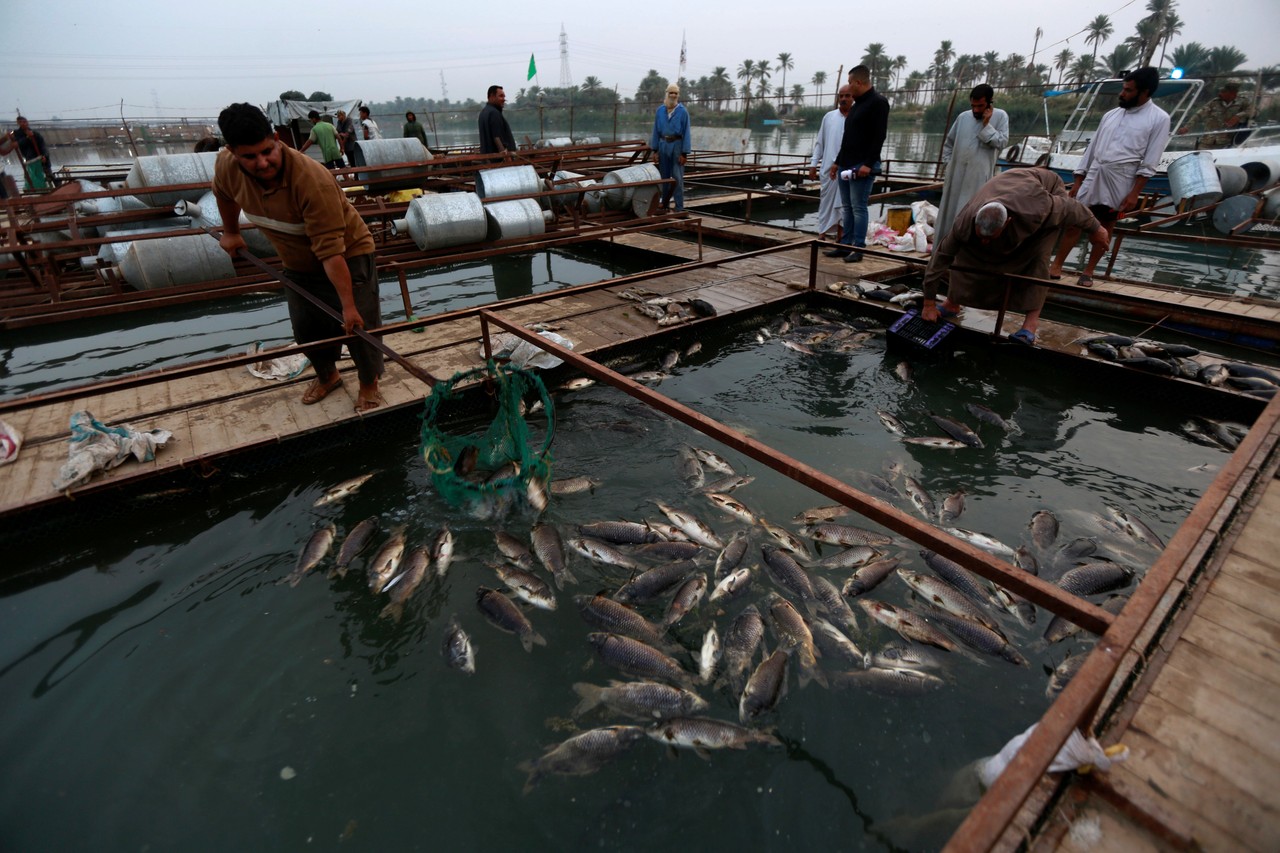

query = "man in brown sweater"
(212, 102), (383, 412)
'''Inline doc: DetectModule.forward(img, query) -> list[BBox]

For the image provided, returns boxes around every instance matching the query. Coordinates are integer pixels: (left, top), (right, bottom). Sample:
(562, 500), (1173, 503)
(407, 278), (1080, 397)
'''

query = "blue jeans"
(837, 169), (875, 248)
(656, 143), (685, 210)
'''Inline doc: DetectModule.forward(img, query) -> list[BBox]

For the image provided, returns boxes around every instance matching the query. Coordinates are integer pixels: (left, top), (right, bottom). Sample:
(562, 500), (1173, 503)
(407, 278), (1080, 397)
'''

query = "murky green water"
(0, 309), (1237, 851)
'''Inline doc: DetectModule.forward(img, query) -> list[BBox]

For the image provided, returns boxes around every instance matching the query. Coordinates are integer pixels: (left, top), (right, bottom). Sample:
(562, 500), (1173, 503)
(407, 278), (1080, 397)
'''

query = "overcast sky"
(4, 0), (1277, 121)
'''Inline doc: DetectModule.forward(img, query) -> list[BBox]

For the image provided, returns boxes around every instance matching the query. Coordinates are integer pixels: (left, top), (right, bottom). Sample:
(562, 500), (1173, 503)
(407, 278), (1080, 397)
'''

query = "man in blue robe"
(650, 84), (692, 211)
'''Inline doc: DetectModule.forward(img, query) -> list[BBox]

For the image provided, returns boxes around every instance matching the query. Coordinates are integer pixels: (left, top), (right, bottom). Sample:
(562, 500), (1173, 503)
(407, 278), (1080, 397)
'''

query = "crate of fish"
(886, 309), (958, 360)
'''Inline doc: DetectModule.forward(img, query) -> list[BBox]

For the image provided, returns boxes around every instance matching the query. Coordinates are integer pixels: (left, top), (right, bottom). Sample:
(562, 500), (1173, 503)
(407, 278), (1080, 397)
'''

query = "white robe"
(1075, 98), (1170, 209)
(934, 108), (1009, 245)
(810, 108), (847, 235)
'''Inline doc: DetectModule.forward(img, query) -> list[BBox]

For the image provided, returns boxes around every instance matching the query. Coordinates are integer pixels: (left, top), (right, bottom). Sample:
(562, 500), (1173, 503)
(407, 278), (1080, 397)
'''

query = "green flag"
(527, 53), (537, 81)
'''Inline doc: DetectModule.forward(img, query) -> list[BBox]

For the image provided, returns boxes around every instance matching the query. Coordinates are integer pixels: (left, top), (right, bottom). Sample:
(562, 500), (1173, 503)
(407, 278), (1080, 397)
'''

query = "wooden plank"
(1055, 800), (1162, 853)
(1129, 692), (1280, 807)
(1109, 730), (1278, 851)
(1217, 550), (1280, 593)
(1148, 654), (1280, 761)
(1158, 633), (1280, 722)
(1183, 593), (1280, 673)
(1202, 568), (1280, 623)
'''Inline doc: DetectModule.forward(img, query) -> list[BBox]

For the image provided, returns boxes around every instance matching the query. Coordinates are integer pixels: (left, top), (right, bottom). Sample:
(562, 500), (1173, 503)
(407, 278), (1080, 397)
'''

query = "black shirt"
(478, 104), (516, 155)
(10, 128), (49, 163)
(835, 87), (890, 170)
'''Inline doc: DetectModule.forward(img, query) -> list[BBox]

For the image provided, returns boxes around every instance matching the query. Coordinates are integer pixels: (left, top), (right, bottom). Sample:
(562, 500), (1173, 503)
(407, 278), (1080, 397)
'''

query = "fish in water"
(314, 472), (375, 507)
(713, 531), (750, 581)
(857, 599), (956, 651)
(702, 473), (755, 494)
(648, 717), (781, 757)
(719, 604), (766, 694)
(904, 477), (937, 520)
(803, 522), (893, 547)
(575, 594), (670, 648)
(792, 504), (854, 524)
(1029, 510), (1059, 550)
(831, 666), (946, 696)
(710, 566), (753, 603)
(943, 527), (1016, 558)
(560, 377), (596, 391)
(662, 573), (708, 628)
(766, 594), (826, 688)
(490, 562), (557, 611)
(1106, 506), (1165, 550)
(927, 607), (1028, 666)
(431, 525), (455, 578)
(453, 444), (479, 477)
(572, 681), (708, 721)
(782, 340), (816, 355)
(476, 586), (546, 652)
(812, 545), (883, 571)
(761, 545), (817, 604)
(897, 569), (999, 630)
(902, 436), (969, 450)
(366, 529), (407, 594)
(854, 471), (901, 500)
(518, 725), (647, 793)
(895, 361), (913, 382)
(758, 518), (813, 559)
(531, 523), (576, 589)
(568, 536), (646, 571)
(1056, 562), (1133, 597)
(964, 403), (1018, 432)
(813, 576), (860, 636)
(688, 446), (736, 475)
(842, 556), (902, 597)
(287, 522), (336, 586)
(636, 540), (705, 561)
(1047, 652), (1085, 697)
(333, 516), (379, 577)
(939, 489), (966, 524)
(876, 410), (908, 436)
(380, 546), (432, 621)
(614, 561), (698, 605)
(1044, 594), (1127, 644)
(739, 650), (789, 724)
(654, 502), (724, 549)
(588, 633), (695, 687)
(930, 413), (984, 448)
(705, 492), (756, 525)
(494, 531), (536, 571)
(579, 520), (662, 545)
(661, 350), (681, 371)
(441, 615), (476, 674)
(550, 475), (601, 495)
(919, 549), (1001, 607)
(696, 626), (722, 684)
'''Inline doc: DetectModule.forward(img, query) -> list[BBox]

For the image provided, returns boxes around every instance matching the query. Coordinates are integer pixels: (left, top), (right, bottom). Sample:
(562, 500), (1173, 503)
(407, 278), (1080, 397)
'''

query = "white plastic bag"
(911, 199), (938, 227)
(0, 418), (22, 465)
(246, 341), (310, 381)
(978, 723), (1129, 789)
(53, 411), (174, 491)
(482, 331), (574, 370)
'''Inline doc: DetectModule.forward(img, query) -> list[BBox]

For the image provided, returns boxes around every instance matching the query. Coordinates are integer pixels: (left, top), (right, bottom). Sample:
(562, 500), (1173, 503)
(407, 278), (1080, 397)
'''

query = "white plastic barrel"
(475, 165), (541, 201)
(483, 199), (547, 241)
(125, 152), (220, 208)
(601, 164), (661, 210)
(117, 234), (236, 290)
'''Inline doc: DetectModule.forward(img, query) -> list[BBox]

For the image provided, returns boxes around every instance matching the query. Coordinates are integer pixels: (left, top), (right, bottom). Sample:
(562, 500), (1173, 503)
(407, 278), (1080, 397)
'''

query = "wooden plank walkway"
(0, 244), (830, 518)
(1026, 449), (1280, 852)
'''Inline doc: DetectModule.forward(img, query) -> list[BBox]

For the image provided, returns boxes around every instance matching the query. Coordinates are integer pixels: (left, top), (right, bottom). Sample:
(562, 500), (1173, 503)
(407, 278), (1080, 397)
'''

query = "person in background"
(828, 65), (889, 263)
(933, 83), (1009, 245)
(922, 168), (1108, 346)
(1178, 82), (1249, 149)
(358, 105), (381, 141)
(1049, 67), (1170, 287)
(478, 85), (517, 158)
(403, 111), (429, 149)
(298, 110), (345, 170)
(335, 109), (362, 167)
(212, 102), (384, 413)
(0, 116), (54, 189)
(809, 84), (853, 241)
(650, 83), (692, 212)
(194, 136), (222, 153)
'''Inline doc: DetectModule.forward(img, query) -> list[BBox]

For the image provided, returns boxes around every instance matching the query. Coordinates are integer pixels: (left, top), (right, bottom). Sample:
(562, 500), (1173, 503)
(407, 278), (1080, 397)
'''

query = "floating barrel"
(1264, 187), (1280, 220)
(475, 165), (541, 201)
(1242, 160), (1280, 192)
(550, 171), (603, 213)
(392, 192), (488, 250)
(1212, 195), (1260, 235)
(356, 138), (433, 187)
(125, 152), (220, 208)
(175, 191), (276, 257)
(1167, 151), (1222, 208)
(484, 199), (548, 241)
(575, 136), (601, 145)
(1216, 164), (1249, 199)
(117, 234), (236, 290)
(601, 164), (660, 210)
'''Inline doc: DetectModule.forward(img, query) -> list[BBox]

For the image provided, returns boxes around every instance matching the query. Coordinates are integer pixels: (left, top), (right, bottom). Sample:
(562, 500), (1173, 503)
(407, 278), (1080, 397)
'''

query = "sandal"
(937, 304), (961, 320)
(301, 375), (342, 405)
(1076, 274), (1094, 288)
(1009, 329), (1036, 346)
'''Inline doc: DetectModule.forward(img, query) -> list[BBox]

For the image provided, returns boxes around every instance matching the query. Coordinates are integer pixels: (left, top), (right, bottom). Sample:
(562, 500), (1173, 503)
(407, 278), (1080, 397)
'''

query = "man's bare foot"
(354, 385), (382, 413)
(301, 373), (342, 405)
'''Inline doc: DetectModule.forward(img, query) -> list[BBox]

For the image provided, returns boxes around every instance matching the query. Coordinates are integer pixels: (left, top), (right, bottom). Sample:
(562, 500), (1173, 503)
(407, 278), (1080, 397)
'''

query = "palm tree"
(790, 84), (805, 108)
(1125, 15), (1163, 68)
(892, 55), (909, 91)
(861, 43), (888, 89)
(811, 70), (827, 106)
(1054, 49), (1074, 87)
(582, 76), (601, 92)
(1099, 44), (1138, 79)
(1169, 42), (1210, 78)
(776, 52), (794, 99)
(904, 71), (926, 105)
(755, 59), (772, 100)
(737, 59), (756, 112)
(1069, 55), (1102, 85)
(1205, 45), (1248, 85)
(983, 50), (1001, 83)
(1156, 12), (1183, 68)
(1085, 14), (1113, 65)
(710, 66), (732, 111)
(933, 40), (956, 96)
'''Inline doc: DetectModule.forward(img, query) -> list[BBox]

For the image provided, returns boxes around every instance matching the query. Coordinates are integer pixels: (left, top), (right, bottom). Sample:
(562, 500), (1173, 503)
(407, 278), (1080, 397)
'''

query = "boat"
(1001, 76), (1280, 195)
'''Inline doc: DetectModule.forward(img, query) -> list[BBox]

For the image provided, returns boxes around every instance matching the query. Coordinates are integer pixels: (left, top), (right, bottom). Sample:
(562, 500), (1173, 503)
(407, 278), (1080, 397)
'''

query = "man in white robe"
(934, 84), (1009, 245)
(808, 85), (853, 239)
(1050, 67), (1170, 286)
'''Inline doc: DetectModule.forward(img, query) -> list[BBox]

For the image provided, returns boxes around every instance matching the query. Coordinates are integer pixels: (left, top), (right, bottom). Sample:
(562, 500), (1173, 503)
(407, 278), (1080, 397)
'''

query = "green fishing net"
(420, 360), (554, 513)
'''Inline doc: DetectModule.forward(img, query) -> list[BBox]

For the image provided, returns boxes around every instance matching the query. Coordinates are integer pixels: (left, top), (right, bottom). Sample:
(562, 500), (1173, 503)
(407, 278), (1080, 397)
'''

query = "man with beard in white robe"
(934, 83), (1009, 245)
(1049, 67), (1169, 287)
(808, 85), (853, 240)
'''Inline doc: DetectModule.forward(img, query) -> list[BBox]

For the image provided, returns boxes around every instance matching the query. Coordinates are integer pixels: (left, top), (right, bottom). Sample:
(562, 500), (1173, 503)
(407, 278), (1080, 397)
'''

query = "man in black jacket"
(827, 65), (889, 262)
